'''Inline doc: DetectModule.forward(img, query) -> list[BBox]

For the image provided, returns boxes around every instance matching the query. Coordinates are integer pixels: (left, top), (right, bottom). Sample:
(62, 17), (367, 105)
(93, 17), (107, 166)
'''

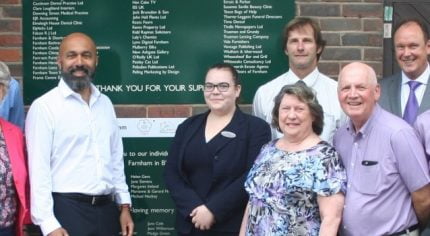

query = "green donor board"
(23, 0), (295, 104)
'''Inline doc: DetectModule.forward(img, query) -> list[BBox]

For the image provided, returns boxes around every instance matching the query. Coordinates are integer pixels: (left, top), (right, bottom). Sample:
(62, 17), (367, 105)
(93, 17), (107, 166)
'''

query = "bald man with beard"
(26, 33), (134, 236)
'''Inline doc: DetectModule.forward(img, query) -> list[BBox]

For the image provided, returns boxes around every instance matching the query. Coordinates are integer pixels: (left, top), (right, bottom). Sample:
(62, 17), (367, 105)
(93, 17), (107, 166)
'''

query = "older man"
(253, 17), (343, 142)
(26, 33), (134, 236)
(334, 62), (430, 235)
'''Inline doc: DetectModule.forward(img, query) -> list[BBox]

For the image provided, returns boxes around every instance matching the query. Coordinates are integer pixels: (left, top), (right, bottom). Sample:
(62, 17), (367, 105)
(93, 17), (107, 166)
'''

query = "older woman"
(0, 62), (25, 131)
(240, 83), (346, 236)
(0, 117), (30, 236)
(164, 63), (270, 235)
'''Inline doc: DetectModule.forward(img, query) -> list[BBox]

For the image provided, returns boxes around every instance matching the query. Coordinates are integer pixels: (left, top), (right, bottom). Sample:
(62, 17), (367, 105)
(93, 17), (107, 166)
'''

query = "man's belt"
(53, 192), (115, 206)
(389, 224), (419, 236)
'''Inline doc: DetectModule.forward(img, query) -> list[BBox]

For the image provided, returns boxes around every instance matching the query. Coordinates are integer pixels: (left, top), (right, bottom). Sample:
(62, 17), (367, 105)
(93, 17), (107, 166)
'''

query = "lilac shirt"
(334, 105), (430, 236)
(414, 110), (430, 164)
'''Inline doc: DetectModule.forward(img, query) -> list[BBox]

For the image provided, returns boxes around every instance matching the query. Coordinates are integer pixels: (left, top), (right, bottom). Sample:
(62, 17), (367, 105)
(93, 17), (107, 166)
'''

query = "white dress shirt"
(25, 79), (131, 235)
(253, 68), (345, 143)
(400, 63), (430, 116)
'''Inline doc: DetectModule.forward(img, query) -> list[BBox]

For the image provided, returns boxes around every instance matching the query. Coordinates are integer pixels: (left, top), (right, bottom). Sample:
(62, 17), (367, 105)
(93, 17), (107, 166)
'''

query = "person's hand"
(190, 205), (215, 230)
(48, 227), (69, 236)
(119, 206), (134, 236)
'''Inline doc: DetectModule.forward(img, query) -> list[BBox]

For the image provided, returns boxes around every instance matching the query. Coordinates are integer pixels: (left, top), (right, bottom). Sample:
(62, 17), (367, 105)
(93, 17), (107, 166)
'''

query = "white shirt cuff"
(40, 216), (61, 236)
(115, 192), (132, 206)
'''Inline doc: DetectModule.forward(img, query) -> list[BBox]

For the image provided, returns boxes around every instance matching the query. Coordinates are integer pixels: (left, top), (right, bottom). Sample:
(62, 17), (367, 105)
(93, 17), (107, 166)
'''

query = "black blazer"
(163, 108), (270, 234)
(379, 72), (430, 117)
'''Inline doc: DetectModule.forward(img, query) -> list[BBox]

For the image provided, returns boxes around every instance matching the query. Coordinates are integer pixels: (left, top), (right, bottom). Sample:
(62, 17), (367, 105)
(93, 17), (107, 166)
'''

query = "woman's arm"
(318, 193), (344, 236)
(239, 203), (249, 236)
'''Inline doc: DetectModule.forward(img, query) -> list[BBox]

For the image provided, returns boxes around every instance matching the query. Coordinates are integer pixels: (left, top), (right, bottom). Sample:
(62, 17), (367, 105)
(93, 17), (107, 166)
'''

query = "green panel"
(123, 138), (176, 235)
(23, 0), (295, 104)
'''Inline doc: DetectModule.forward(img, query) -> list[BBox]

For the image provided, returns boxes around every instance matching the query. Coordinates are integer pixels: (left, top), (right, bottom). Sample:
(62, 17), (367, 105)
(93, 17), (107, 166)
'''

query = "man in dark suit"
(379, 18), (430, 124)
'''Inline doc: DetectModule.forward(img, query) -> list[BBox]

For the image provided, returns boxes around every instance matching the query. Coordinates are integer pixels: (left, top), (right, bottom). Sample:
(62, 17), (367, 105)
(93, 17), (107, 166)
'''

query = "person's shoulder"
(318, 73), (338, 85)
(379, 72), (400, 86)
(375, 108), (412, 133)
(314, 72), (338, 93)
(0, 118), (23, 135)
(243, 112), (269, 125)
(255, 72), (288, 93)
(98, 92), (114, 105)
(178, 112), (206, 128)
(31, 86), (59, 106)
(415, 109), (430, 127)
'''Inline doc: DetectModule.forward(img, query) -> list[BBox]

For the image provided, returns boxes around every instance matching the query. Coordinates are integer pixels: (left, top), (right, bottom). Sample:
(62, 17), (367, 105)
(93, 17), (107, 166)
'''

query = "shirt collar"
(346, 104), (381, 137)
(58, 78), (101, 102)
(288, 67), (320, 87)
(401, 63), (430, 85)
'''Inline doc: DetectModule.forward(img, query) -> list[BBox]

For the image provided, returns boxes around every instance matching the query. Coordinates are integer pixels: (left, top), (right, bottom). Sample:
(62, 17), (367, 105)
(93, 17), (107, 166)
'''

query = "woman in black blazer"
(164, 63), (270, 235)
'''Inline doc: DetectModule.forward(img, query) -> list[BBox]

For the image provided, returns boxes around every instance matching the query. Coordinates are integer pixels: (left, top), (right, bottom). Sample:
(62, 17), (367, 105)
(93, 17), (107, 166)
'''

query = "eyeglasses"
(204, 82), (231, 92)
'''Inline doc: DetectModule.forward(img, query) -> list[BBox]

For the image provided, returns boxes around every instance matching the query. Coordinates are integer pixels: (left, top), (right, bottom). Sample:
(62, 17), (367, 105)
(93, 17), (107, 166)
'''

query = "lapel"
(0, 119), (26, 183)
(390, 74), (403, 117)
(212, 108), (246, 155)
(419, 74), (430, 114)
(177, 111), (208, 172)
(0, 119), (26, 193)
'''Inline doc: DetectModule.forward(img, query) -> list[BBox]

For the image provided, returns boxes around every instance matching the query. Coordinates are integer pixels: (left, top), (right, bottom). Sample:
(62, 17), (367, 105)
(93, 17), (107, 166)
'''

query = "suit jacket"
(379, 72), (430, 117)
(1, 118), (31, 236)
(163, 108), (270, 234)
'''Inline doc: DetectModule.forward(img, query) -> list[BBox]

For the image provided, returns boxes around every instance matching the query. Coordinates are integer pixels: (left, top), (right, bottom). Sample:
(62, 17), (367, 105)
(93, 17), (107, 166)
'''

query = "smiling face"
(204, 68), (241, 114)
(57, 33), (98, 92)
(285, 24), (321, 74)
(338, 63), (380, 130)
(394, 22), (430, 80)
(278, 94), (314, 139)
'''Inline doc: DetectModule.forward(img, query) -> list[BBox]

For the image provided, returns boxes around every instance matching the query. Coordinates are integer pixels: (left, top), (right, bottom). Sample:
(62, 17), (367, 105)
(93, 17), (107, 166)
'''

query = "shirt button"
(351, 163), (354, 167)
(214, 155), (218, 160)
(347, 184), (351, 188)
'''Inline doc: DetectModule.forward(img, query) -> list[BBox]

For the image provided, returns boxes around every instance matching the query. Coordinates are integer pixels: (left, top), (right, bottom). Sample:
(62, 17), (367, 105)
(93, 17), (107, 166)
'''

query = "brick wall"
(296, 0), (384, 78)
(0, 0), (384, 118)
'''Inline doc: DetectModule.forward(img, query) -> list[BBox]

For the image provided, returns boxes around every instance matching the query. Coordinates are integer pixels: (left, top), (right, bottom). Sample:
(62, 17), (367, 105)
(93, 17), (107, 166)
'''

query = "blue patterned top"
(244, 140), (346, 236)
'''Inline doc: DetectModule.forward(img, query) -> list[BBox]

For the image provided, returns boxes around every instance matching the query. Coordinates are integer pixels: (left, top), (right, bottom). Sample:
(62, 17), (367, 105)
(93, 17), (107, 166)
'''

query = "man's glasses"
(204, 82), (231, 92)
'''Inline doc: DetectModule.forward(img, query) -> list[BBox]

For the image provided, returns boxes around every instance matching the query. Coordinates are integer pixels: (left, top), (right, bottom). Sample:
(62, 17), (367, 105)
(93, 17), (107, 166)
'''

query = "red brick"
(148, 106), (191, 118)
(0, 49), (21, 61)
(3, 6), (22, 18)
(0, 0), (21, 4)
(0, 35), (21, 47)
(318, 62), (340, 78)
(0, 19), (21, 32)
(114, 105), (147, 118)
(343, 4), (383, 18)
(364, 48), (383, 61)
(363, 18), (383, 31)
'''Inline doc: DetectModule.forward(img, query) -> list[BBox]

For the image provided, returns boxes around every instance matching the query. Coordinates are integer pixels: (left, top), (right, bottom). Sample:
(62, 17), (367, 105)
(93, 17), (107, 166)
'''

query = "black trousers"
(53, 194), (121, 236)
(0, 225), (14, 236)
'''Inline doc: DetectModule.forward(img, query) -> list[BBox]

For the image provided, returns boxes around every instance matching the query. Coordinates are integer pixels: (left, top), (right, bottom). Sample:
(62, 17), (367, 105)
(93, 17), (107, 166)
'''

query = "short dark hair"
(207, 63), (240, 85)
(282, 17), (326, 61)
(271, 83), (324, 135)
(394, 18), (429, 42)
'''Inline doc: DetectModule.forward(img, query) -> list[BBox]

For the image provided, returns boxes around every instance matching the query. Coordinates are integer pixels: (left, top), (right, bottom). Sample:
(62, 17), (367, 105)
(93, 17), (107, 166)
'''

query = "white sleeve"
(252, 88), (264, 118)
(109, 105), (131, 205)
(25, 100), (61, 235)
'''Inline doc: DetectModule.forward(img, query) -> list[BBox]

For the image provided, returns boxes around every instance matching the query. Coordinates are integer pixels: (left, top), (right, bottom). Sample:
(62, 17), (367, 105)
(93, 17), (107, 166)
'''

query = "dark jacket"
(379, 72), (430, 117)
(163, 108), (270, 234)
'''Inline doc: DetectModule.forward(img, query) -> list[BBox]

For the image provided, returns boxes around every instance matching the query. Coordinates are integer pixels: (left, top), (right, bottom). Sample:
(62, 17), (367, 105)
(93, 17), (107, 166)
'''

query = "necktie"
(403, 80), (422, 124)
(295, 80), (307, 87)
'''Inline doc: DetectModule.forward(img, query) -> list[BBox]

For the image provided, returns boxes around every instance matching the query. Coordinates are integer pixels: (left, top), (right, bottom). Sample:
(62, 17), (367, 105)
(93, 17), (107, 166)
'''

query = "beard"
(61, 65), (95, 92)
